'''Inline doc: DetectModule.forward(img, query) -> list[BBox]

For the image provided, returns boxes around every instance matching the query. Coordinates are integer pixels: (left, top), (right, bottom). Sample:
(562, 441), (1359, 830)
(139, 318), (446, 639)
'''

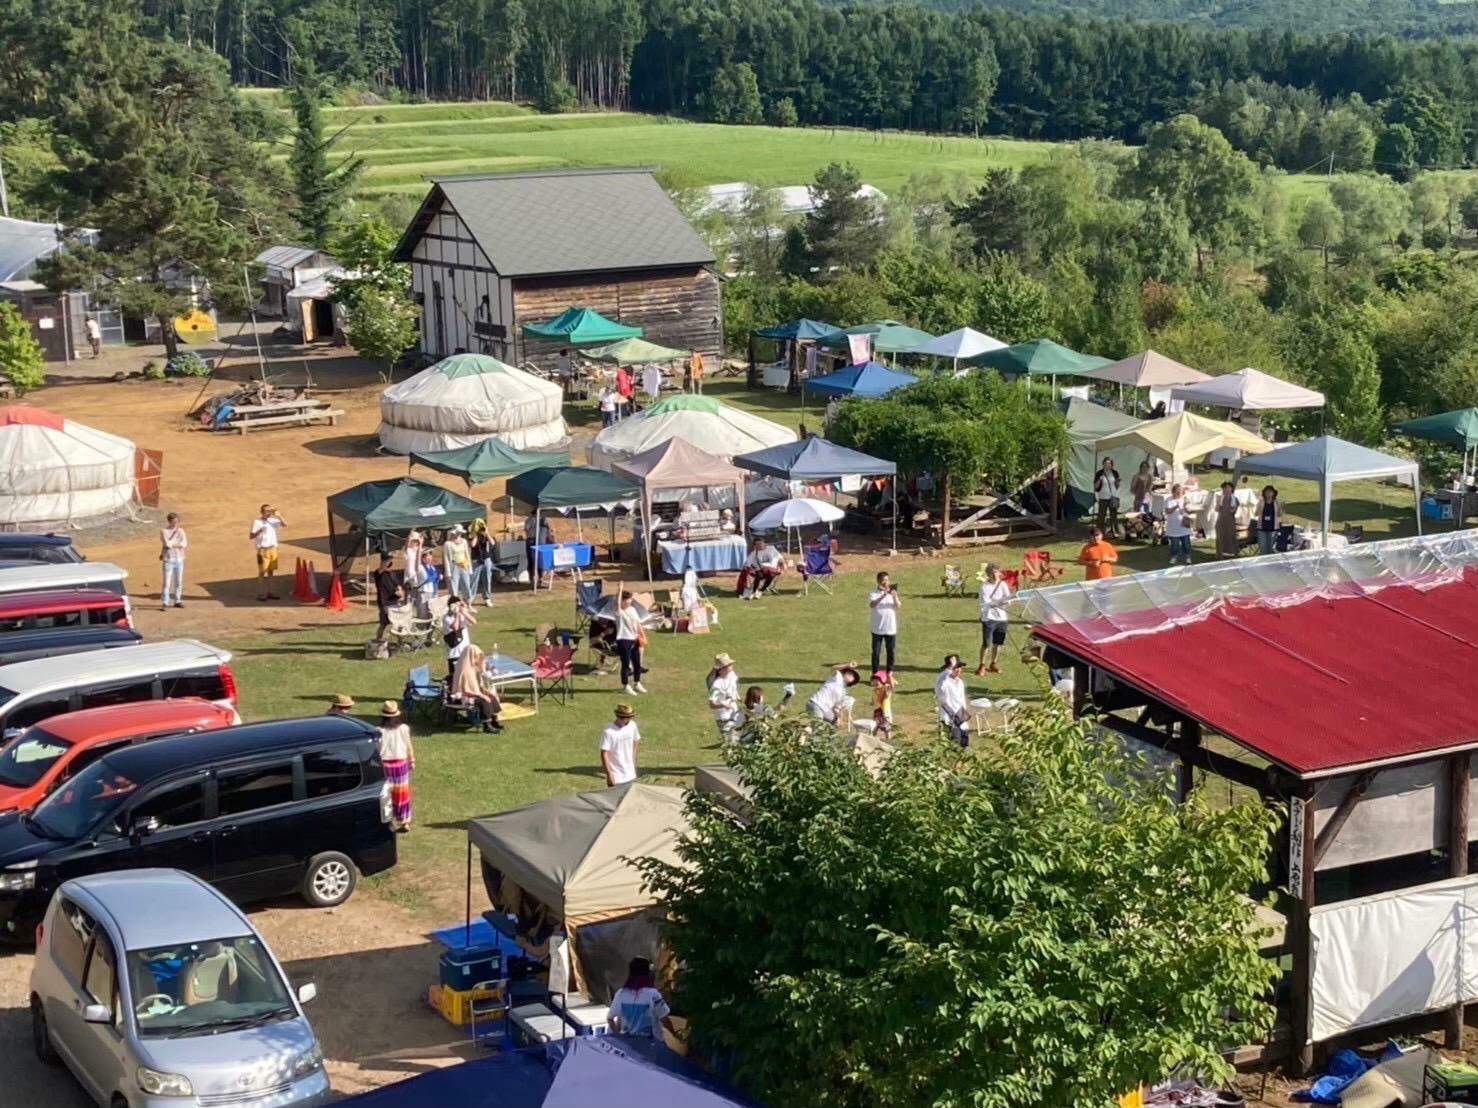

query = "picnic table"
(481, 653), (538, 714)
(216, 396), (345, 434)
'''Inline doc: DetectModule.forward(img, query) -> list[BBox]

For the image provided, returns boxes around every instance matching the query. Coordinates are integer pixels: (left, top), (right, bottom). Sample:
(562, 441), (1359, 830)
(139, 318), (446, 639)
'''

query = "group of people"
(589, 350), (708, 428)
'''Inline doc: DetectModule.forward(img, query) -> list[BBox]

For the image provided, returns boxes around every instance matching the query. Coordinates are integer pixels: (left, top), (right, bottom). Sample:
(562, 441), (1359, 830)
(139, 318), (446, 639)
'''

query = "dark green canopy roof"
(1393, 408), (1478, 450)
(522, 306), (643, 344)
(506, 466), (640, 509)
(410, 439), (572, 485)
(967, 338), (1110, 376)
(327, 477), (486, 533)
(815, 320), (936, 355)
(753, 318), (834, 341)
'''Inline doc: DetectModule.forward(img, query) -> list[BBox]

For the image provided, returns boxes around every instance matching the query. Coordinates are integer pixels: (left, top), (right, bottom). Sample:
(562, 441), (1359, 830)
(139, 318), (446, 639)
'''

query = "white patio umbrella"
(749, 497), (846, 554)
(908, 327), (1007, 371)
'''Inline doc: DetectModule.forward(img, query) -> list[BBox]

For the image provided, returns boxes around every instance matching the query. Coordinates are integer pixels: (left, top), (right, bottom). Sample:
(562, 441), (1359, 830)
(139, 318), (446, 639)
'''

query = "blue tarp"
(338, 1036), (755, 1108)
(735, 435), (896, 480)
(752, 318), (834, 341)
(801, 361), (917, 399)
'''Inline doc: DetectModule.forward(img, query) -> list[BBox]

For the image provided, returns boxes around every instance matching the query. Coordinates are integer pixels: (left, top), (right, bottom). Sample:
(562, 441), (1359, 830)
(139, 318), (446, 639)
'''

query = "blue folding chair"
(402, 663), (443, 724)
(800, 546), (835, 596)
(574, 579), (604, 633)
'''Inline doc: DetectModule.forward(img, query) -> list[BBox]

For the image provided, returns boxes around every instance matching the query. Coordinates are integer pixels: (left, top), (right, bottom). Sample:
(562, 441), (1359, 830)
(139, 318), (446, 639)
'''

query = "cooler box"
(1426, 1063), (1478, 1104)
(439, 945), (504, 991)
(562, 1003), (609, 1036)
(510, 1002), (573, 1046)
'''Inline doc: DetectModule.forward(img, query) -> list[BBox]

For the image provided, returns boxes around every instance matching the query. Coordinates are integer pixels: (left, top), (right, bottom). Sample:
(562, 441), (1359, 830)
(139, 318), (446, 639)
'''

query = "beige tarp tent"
(612, 438), (749, 579)
(1096, 410), (1275, 469)
(1077, 349), (1211, 388)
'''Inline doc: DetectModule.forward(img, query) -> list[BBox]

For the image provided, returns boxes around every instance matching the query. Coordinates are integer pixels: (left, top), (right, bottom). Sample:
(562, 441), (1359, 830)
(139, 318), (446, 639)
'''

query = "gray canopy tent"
(1233, 435), (1421, 543)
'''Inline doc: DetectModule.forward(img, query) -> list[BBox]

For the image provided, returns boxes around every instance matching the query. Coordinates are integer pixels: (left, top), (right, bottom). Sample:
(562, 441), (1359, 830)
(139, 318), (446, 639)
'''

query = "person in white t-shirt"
(976, 563), (1013, 676)
(615, 590), (647, 695)
(599, 703), (640, 786)
(248, 504), (285, 601)
(867, 572), (901, 676)
(805, 663), (860, 727)
(738, 536), (786, 598)
(706, 652), (740, 741)
(598, 384), (619, 428)
(555, 348), (574, 396)
(935, 654), (971, 747)
(1165, 482), (1193, 566)
(607, 957), (676, 1040)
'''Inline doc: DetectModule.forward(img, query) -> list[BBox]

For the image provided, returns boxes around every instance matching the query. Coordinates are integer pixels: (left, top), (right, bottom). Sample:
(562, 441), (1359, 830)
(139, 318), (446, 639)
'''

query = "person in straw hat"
(377, 700), (415, 831)
(706, 652), (740, 741)
(326, 693), (355, 716)
(600, 702), (640, 787)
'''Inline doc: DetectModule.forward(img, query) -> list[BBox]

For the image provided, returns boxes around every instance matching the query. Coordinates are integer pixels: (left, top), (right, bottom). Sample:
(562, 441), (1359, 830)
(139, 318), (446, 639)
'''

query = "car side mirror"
(82, 1003), (112, 1024)
(296, 982), (317, 1006)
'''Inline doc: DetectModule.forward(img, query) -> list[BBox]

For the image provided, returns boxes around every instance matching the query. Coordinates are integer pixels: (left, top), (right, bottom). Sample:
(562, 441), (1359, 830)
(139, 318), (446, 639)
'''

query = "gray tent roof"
(1232, 436), (1418, 484)
(394, 168), (715, 277)
(734, 435), (896, 480)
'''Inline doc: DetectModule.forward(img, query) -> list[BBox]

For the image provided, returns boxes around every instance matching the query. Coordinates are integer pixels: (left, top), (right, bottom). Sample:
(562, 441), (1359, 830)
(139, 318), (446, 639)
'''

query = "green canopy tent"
(326, 477), (487, 601)
(815, 320), (936, 361)
(409, 440), (572, 486)
(581, 338), (690, 373)
(967, 339), (1110, 395)
(522, 307), (643, 344)
(1393, 408), (1478, 480)
(506, 466), (641, 589)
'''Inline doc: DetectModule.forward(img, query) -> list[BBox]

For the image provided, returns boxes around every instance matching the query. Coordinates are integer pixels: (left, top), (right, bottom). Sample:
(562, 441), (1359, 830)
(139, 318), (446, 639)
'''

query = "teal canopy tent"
(815, 320), (936, 357)
(326, 477), (487, 598)
(967, 338), (1110, 378)
(409, 439), (572, 485)
(582, 338), (689, 366)
(522, 306), (642, 344)
(1394, 408), (1478, 480)
(754, 318), (834, 341)
(507, 466), (641, 589)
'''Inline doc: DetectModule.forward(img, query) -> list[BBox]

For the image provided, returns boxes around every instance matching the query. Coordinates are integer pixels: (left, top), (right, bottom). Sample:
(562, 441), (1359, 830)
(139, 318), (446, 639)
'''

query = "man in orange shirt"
(1078, 526), (1119, 581)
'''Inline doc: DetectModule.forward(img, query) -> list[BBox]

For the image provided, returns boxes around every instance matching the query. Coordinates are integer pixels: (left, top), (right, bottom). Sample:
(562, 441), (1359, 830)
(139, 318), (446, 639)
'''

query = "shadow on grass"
(534, 765), (706, 779)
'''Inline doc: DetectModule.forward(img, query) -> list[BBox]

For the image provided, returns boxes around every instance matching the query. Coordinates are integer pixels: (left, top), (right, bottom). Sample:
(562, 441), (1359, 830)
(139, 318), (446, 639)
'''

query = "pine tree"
(802, 162), (880, 276)
(288, 68), (364, 248)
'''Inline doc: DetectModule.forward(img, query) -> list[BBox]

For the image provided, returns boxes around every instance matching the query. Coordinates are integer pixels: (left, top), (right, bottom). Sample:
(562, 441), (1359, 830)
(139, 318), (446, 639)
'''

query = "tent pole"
(1321, 479), (1331, 546)
(531, 508), (540, 592)
(891, 475), (898, 553)
(464, 839), (472, 949)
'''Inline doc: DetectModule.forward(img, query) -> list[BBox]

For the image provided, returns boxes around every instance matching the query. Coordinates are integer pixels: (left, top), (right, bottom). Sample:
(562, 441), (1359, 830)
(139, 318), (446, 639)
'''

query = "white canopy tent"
(589, 395), (795, 468)
(1170, 368), (1325, 411)
(1233, 435), (1421, 542)
(907, 327), (1006, 370)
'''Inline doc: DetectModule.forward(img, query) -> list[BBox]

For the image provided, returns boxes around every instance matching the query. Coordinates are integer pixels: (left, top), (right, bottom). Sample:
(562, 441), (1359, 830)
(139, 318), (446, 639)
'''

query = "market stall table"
(482, 653), (539, 713)
(659, 534), (746, 574)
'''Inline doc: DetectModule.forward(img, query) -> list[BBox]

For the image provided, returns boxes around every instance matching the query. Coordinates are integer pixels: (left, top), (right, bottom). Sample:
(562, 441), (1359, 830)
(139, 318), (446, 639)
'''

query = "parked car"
(30, 868), (330, 1107)
(0, 562), (127, 599)
(0, 626), (141, 667)
(0, 698), (238, 815)
(0, 715), (397, 940)
(0, 639), (235, 740)
(0, 588), (133, 633)
(0, 532), (84, 566)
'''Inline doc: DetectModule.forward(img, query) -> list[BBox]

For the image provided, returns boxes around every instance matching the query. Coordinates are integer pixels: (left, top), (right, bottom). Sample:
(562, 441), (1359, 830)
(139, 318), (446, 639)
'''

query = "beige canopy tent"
(1077, 349), (1211, 389)
(1096, 410), (1275, 469)
(612, 437), (748, 580)
(467, 783), (690, 1001)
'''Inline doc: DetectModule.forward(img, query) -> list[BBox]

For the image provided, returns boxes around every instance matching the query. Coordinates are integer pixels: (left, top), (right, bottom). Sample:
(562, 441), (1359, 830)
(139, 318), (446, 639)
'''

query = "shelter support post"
(464, 838), (473, 950)
(891, 475), (898, 553)
(1070, 662), (1089, 719)
(1095, 713), (1271, 794)
(530, 509), (540, 592)
(1445, 752), (1470, 1046)
(1176, 718), (1201, 803)
(1289, 784), (1318, 1077)
(1416, 483), (1424, 537)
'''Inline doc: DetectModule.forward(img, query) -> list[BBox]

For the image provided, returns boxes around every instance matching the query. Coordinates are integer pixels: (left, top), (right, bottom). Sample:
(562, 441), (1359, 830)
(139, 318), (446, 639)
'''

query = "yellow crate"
(429, 982), (505, 1027)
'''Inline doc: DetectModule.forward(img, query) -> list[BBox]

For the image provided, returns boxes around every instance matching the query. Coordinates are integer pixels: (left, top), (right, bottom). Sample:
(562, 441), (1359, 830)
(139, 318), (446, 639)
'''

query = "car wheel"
(302, 851), (358, 908)
(31, 999), (58, 1064)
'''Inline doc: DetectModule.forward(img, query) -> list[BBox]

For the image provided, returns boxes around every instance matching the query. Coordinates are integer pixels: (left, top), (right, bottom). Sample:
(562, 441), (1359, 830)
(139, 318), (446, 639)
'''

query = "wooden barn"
(392, 167), (721, 368)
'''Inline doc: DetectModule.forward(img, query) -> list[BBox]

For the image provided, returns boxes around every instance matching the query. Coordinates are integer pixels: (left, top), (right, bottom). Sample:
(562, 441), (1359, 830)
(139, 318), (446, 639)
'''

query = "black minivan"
(0, 715), (397, 940)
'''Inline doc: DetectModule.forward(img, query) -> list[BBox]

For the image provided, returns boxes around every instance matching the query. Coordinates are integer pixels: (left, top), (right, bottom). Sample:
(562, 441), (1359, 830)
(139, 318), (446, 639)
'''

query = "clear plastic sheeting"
(1017, 531), (1478, 644)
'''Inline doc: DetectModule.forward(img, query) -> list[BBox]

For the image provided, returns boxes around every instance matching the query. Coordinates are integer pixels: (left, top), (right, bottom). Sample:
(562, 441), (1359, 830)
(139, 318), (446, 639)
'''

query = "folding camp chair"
(402, 663), (444, 724)
(531, 642), (575, 704)
(1017, 550), (1064, 588)
(574, 580), (603, 634)
(800, 546), (835, 595)
(384, 603), (433, 653)
(941, 565), (964, 597)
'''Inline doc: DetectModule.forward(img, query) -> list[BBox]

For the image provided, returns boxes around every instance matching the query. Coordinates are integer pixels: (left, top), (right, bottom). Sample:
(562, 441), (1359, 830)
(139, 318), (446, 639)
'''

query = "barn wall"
(408, 200), (509, 360)
(512, 268), (721, 368)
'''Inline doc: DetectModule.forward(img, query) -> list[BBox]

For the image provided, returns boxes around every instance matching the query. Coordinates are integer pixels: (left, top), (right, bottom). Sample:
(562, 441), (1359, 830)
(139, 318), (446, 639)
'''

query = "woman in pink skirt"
(377, 700), (415, 831)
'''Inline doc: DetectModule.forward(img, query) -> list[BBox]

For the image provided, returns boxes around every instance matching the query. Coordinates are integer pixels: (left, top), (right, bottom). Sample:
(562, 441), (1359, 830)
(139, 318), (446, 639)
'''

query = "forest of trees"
(118, 0), (1478, 174)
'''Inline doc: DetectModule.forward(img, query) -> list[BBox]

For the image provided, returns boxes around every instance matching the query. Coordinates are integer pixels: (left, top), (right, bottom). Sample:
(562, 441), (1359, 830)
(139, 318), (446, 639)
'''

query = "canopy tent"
(753, 318), (834, 341)
(409, 439), (571, 486)
(815, 319), (936, 357)
(521, 306), (642, 344)
(378, 353), (567, 454)
(0, 405), (138, 529)
(507, 465), (641, 588)
(735, 435), (899, 550)
(966, 339), (1110, 390)
(468, 783), (689, 1000)
(1097, 410), (1273, 469)
(1170, 367), (1325, 411)
(906, 326), (1006, 367)
(582, 338), (689, 367)
(801, 360), (917, 399)
(1234, 435), (1421, 541)
(1064, 399), (1143, 516)
(340, 1036), (754, 1108)
(1394, 408), (1478, 480)
(589, 395), (795, 469)
(612, 438), (748, 579)
(1078, 349), (1211, 389)
(325, 477), (487, 593)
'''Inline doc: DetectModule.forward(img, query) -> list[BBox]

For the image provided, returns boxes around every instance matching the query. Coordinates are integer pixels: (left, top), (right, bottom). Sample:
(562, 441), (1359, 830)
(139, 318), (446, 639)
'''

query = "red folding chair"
(1018, 550), (1064, 588)
(531, 642), (575, 704)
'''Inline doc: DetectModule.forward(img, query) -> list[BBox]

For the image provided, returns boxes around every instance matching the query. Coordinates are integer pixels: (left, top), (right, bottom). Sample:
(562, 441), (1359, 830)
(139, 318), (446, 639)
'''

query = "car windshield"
(0, 728), (70, 789)
(28, 758), (137, 840)
(129, 936), (294, 1038)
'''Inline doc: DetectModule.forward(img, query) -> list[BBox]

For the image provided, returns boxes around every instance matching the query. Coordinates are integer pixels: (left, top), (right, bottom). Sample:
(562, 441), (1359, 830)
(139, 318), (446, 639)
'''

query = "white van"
(0, 562), (129, 599)
(0, 640), (237, 739)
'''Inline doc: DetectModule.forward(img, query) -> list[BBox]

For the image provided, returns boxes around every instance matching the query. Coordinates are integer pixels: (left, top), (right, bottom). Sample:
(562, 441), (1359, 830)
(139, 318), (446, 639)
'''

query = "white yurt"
(378, 353), (566, 454)
(0, 405), (137, 528)
(589, 395), (796, 469)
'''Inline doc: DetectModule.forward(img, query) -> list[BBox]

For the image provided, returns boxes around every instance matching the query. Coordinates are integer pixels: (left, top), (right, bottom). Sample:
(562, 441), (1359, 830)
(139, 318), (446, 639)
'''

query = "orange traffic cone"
(323, 572), (347, 612)
(304, 561), (321, 603)
(291, 558), (311, 602)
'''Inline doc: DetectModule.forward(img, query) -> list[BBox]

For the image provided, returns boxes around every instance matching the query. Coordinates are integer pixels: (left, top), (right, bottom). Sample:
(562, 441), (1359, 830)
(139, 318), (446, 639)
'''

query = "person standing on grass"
(935, 654), (971, 747)
(415, 549), (440, 617)
(615, 590), (647, 695)
(687, 350), (705, 395)
(469, 522), (495, 608)
(1165, 484), (1193, 566)
(598, 383), (618, 428)
(555, 348), (574, 397)
(443, 524), (473, 601)
(1130, 461), (1153, 516)
(442, 595), (475, 684)
(707, 652), (740, 741)
(616, 365), (634, 417)
(1256, 485), (1281, 556)
(600, 702), (640, 786)
(373, 551), (400, 638)
(1094, 458), (1120, 538)
(977, 562), (1012, 675)
(1078, 525), (1119, 581)
(868, 571), (901, 676)
(248, 504), (285, 601)
(377, 701), (414, 832)
(608, 957), (678, 1040)
(159, 512), (187, 610)
(1214, 480), (1241, 559)
(84, 316), (101, 357)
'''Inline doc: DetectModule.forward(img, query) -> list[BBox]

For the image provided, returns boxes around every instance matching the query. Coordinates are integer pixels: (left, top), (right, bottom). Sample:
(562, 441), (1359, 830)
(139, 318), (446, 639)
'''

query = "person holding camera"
(867, 571), (901, 676)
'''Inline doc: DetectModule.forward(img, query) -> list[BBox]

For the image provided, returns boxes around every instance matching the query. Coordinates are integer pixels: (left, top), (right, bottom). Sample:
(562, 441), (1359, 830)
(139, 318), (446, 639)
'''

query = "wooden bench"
(231, 407), (345, 433)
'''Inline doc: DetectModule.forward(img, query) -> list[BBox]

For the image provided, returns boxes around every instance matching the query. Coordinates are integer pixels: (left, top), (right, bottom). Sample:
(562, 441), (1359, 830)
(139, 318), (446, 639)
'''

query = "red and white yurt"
(0, 406), (137, 528)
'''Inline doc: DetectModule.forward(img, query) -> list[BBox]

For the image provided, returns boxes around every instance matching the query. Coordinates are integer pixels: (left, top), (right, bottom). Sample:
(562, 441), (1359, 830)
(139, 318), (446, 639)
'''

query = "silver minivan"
(29, 868), (330, 1107)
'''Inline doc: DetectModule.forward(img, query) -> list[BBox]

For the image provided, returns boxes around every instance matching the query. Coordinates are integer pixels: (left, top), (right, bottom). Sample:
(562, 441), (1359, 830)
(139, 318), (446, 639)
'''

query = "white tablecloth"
(761, 362), (790, 389)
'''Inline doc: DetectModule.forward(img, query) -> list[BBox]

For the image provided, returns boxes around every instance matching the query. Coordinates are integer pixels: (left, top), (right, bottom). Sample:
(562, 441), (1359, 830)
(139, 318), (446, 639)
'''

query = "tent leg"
(891, 475), (898, 554)
(530, 509), (540, 592)
(464, 839), (472, 949)
(1417, 484), (1425, 537)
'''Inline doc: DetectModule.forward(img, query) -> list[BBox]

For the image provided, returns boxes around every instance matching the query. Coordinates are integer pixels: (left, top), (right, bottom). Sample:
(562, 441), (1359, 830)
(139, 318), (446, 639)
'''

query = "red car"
(0, 698), (237, 814)
(0, 588), (131, 633)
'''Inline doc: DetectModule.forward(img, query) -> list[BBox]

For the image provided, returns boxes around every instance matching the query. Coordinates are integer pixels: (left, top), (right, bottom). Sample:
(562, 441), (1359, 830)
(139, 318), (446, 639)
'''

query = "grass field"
(215, 379), (1423, 923)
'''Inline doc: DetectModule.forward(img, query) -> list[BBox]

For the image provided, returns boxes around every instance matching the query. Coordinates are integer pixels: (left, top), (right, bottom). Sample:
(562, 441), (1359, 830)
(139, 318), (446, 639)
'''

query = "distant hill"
(858, 0), (1478, 36)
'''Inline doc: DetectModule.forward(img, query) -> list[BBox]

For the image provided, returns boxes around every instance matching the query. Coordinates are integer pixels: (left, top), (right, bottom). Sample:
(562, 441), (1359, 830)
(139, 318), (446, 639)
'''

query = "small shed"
(254, 244), (338, 318)
(393, 168), (720, 369)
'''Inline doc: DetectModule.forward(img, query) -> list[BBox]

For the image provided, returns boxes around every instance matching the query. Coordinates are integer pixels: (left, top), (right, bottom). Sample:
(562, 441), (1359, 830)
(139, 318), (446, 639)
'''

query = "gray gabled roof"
(393, 168), (715, 278)
(255, 243), (319, 269)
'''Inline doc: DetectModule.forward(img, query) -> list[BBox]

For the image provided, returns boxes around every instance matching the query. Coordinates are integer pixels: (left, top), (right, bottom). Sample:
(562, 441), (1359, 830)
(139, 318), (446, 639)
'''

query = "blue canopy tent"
(734, 435), (900, 551)
(802, 361), (917, 399)
(338, 1036), (755, 1108)
(749, 318), (836, 390)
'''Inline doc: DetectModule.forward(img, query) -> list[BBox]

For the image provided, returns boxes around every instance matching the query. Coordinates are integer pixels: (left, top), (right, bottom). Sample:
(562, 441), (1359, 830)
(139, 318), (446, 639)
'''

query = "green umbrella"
(581, 337), (690, 366)
(966, 338), (1110, 376)
(815, 320), (937, 356)
(1393, 408), (1478, 450)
